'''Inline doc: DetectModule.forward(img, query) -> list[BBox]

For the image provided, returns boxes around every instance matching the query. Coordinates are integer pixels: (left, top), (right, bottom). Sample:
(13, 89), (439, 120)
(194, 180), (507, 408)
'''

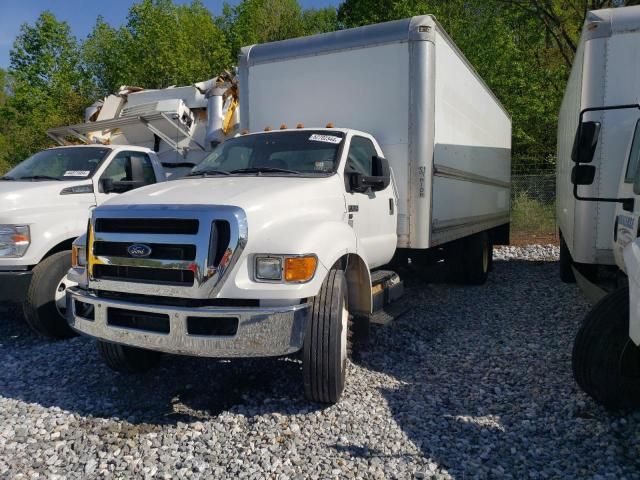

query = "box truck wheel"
(303, 269), (350, 404)
(559, 232), (576, 283)
(572, 287), (640, 410)
(97, 340), (162, 373)
(23, 250), (77, 339)
(448, 232), (492, 285)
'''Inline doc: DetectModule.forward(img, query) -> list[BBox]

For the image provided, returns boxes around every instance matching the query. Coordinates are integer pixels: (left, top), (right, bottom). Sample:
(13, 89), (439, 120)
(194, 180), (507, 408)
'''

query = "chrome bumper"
(66, 287), (309, 358)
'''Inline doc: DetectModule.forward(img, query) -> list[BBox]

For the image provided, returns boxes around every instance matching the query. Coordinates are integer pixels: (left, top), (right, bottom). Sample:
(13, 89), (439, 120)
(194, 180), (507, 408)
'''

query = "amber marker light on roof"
(241, 129), (249, 135)
(280, 123), (288, 130)
(296, 123), (304, 129)
(264, 126), (272, 131)
(284, 256), (318, 283)
(325, 122), (334, 128)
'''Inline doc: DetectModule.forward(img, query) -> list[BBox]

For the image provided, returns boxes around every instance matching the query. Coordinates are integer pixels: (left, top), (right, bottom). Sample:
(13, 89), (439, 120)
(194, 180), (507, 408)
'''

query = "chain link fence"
(510, 171), (558, 244)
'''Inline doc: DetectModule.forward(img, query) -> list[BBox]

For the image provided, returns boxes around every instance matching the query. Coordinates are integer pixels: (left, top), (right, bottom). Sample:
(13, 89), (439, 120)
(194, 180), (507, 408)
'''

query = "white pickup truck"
(0, 145), (165, 337)
(66, 16), (511, 403)
(557, 5), (640, 409)
(0, 74), (238, 338)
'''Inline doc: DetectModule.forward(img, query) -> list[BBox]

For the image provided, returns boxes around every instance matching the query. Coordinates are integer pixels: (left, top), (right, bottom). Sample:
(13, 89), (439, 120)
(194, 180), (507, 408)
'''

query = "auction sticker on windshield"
(309, 134), (342, 144)
(63, 171), (91, 177)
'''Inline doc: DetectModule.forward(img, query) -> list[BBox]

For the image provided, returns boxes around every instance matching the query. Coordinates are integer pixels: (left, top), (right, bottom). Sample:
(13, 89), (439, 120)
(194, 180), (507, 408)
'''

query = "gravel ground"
(0, 245), (639, 479)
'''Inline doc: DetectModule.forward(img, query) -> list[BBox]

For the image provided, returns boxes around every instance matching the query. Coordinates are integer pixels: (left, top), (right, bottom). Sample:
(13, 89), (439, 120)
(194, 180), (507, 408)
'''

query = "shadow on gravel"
(0, 302), (325, 425)
(339, 258), (640, 477)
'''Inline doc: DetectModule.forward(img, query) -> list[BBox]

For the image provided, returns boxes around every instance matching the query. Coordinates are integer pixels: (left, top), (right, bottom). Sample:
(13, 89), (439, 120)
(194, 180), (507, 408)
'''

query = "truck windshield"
(190, 130), (345, 176)
(1, 147), (111, 181)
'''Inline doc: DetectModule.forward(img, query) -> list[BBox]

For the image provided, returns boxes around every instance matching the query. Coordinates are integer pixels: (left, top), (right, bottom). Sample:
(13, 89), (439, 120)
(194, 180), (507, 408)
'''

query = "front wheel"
(303, 269), (350, 404)
(572, 287), (640, 410)
(98, 341), (162, 373)
(23, 250), (77, 339)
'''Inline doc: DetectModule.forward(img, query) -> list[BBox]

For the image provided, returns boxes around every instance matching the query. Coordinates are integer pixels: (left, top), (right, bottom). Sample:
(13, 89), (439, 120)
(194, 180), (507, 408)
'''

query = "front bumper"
(66, 287), (309, 357)
(0, 270), (32, 303)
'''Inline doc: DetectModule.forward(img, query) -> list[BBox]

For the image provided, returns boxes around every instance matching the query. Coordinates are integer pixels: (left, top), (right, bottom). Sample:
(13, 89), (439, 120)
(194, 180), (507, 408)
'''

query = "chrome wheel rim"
(54, 274), (77, 317)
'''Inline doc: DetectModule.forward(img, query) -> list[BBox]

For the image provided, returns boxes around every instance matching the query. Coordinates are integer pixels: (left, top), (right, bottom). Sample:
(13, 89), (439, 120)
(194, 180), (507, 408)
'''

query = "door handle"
(389, 198), (394, 215)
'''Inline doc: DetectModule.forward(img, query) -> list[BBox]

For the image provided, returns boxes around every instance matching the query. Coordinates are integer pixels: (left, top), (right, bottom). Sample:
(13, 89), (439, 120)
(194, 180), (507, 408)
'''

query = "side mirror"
(572, 121), (601, 163)
(571, 165), (596, 185)
(100, 155), (147, 194)
(349, 156), (391, 193)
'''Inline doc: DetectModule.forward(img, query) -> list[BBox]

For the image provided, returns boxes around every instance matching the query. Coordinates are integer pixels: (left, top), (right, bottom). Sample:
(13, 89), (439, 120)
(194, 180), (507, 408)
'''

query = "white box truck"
(0, 75), (238, 338)
(556, 5), (640, 409)
(66, 16), (511, 403)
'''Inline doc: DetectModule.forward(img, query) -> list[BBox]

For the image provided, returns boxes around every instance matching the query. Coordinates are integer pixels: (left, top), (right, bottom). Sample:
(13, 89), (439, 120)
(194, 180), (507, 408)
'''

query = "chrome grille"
(88, 205), (248, 299)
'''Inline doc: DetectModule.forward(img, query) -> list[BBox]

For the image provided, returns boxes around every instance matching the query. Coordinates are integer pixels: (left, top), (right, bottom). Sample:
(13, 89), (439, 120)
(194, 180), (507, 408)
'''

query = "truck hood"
(0, 180), (95, 213)
(103, 175), (345, 213)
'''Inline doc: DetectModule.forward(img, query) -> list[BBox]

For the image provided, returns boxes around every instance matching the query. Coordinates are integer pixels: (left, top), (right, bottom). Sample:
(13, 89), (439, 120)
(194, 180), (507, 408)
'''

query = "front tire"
(23, 250), (77, 339)
(98, 341), (162, 373)
(303, 269), (350, 404)
(572, 287), (640, 410)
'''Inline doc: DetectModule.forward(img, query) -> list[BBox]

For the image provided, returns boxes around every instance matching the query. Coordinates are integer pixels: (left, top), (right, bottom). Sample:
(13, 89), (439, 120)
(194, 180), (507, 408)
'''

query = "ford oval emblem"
(127, 244), (152, 258)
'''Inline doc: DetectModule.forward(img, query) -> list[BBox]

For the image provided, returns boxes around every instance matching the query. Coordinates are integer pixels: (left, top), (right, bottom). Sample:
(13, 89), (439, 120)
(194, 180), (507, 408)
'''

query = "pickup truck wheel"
(449, 232), (491, 285)
(303, 269), (350, 404)
(560, 232), (576, 283)
(23, 250), (77, 339)
(97, 341), (162, 373)
(572, 287), (640, 410)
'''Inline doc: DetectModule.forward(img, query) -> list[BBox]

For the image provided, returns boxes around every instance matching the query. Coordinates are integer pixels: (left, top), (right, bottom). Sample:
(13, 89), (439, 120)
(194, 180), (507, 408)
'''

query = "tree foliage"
(0, 0), (636, 173)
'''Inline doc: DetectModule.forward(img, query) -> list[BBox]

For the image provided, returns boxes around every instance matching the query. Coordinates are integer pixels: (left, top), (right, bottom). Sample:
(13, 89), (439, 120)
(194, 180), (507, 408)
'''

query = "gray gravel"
(1, 245), (639, 479)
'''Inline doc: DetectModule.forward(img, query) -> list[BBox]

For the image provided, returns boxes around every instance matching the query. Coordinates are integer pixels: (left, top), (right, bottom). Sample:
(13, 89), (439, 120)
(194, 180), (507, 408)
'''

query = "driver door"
(344, 135), (397, 268)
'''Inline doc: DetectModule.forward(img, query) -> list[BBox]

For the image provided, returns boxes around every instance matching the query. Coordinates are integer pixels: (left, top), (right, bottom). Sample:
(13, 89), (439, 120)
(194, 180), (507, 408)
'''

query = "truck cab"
(67, 128), (396, 403)
(0, 144), (165, 338)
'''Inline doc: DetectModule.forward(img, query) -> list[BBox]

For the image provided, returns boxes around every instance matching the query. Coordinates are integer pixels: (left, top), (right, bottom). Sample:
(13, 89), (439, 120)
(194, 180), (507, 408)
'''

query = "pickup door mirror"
(349, 155), (391, 193)
(100, 155), (147, 194)
(572, 121), (601, 163)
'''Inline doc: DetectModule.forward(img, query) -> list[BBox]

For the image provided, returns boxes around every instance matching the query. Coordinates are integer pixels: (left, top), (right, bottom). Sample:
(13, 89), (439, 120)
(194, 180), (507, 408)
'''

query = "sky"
(0, 0), (341, 68)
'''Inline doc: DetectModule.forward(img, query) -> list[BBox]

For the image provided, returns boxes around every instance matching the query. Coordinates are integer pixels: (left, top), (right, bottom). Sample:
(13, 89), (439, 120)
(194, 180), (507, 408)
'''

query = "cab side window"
(624, 120), (640, 183)
(347, 136), (378, 176)
(101, 152), (156, 185)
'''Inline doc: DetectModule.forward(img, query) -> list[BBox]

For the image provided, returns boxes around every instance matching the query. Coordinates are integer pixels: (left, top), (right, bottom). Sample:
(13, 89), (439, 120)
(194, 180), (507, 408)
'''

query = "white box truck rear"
(239, 15), (512, 250)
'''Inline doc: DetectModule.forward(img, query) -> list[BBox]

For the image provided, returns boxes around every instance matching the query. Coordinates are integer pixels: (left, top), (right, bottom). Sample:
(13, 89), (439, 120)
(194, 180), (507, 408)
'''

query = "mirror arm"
(572, 183), (635, 211)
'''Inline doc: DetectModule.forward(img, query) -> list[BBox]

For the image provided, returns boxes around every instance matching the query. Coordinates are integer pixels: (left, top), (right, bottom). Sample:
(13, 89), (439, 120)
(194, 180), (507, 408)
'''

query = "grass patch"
(511, 191), (556, 236)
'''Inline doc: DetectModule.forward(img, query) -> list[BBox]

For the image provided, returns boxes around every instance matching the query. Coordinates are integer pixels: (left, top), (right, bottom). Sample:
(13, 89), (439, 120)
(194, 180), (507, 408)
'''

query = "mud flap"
(622, 240), (640, 346)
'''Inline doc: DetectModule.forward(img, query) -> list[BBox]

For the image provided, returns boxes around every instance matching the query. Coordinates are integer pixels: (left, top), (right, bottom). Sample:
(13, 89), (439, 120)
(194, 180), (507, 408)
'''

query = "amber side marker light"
(284, 256), (318, 282)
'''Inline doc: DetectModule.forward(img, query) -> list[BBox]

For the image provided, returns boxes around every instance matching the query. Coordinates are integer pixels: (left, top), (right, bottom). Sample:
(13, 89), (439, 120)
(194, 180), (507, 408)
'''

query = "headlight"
(0, 225), (30, 258)
(71, 237), (87, 268)
(255, 255), (317, 283)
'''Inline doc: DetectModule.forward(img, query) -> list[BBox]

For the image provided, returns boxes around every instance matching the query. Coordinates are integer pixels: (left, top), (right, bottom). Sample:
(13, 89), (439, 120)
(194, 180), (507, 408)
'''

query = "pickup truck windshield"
(2, 147), (111, 181)
(190, 130), (345, 176)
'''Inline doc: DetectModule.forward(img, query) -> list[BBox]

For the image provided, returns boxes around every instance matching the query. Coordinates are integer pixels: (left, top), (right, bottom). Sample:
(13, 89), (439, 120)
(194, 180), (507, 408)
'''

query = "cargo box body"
(557, 6), (640, 265)
(239, 15), (511, 249)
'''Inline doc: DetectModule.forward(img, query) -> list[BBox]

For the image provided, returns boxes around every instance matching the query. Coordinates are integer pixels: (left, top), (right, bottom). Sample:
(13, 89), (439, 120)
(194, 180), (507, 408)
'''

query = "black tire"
(303, 269), (350, 404)
(97, 340), (162, 373)
(22, 250), (77, 339)
(448, 232), (491, 285)
(572, 287), (640, 410)
(560, 232), (576, 283)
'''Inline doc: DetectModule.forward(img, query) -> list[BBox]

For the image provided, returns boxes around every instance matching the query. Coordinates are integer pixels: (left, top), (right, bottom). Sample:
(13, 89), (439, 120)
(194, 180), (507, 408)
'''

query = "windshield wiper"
(16, 175), (62, 181)
(230, 167), (301, 175)
(0, 176), (15, 181)
(186, 169), (230, 177)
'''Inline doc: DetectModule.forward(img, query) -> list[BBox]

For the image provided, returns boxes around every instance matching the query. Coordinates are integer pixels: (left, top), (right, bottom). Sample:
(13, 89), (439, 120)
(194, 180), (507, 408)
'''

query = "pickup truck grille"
(88, 205), (248, 299)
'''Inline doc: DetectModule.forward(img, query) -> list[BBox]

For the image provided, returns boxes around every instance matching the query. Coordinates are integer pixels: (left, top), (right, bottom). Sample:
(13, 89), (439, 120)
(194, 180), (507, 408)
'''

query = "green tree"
(0, 11), (93, 169)
(84, 0), (231, 92)
(220, 0), (307, 56)
(301, 7), (339, 35)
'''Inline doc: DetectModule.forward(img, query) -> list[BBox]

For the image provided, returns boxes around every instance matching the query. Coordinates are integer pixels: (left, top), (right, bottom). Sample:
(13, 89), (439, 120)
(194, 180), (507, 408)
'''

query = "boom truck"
(0, 74), (239, 338)
(557, 5), (640, 409)
(66, 16), (512, 403)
